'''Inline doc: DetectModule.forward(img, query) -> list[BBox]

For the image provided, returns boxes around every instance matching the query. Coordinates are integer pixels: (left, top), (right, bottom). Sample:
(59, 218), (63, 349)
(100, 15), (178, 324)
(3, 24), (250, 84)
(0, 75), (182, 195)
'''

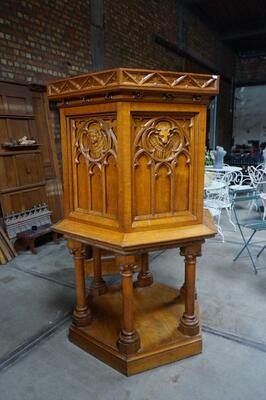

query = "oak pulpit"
(47, 68), (218, 375)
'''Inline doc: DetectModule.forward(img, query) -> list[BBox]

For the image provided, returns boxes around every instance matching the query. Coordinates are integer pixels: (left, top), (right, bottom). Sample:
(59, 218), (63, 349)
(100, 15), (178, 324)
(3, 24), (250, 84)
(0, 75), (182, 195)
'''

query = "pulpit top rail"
(47, 68), (219, 100)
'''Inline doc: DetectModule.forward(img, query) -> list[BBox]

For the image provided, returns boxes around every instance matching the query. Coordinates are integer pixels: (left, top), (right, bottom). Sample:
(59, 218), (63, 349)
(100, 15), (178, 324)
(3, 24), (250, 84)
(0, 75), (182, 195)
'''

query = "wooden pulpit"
(47, 68), (219, 375)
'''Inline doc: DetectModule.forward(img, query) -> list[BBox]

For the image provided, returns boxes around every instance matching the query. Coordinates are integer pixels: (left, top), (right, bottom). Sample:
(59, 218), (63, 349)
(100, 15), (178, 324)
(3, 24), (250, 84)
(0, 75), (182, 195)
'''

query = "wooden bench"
(17, 224), (58, 254)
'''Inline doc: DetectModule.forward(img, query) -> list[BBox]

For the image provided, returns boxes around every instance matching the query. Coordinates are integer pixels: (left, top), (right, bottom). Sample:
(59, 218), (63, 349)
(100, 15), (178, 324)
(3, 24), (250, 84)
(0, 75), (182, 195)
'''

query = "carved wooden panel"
(0, 82), (33, 116)
(0, 152), (43, 189)
(132, 114), (192, 219)
(71, 115), (118, 219)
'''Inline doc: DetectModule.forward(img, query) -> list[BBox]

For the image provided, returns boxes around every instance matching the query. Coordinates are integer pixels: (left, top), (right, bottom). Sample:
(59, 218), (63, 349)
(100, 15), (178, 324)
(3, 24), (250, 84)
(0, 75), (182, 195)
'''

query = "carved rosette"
(73, 118), (117, 173)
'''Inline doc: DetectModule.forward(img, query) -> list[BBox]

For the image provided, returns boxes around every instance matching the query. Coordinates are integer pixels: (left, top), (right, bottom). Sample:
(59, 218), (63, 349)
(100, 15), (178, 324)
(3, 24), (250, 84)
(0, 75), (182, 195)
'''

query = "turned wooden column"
(178, 243), (201, 337)
(134, 253), (153, 288)
(179, 242), (202, 299)
(91, 247), (107, 296)
(68, 240), (92, 327)
(116, 255), (141, 355)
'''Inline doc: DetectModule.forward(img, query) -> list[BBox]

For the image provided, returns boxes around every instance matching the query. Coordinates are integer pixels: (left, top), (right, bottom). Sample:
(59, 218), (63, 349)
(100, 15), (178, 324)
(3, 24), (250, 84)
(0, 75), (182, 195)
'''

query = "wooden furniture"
(47, 68), (219, 375)
(0, 149), (47, 215)
(0, 81), (62, 223)
(84, 249), (141, 277)
(17, 224), (58, 254)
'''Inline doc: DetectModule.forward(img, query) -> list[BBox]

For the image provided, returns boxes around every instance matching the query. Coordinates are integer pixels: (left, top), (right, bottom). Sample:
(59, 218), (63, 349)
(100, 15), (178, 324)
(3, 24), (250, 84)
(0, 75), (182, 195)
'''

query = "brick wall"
(104, 0), (183, 70)
(104, 1), (235, 148)
(104, 1), (234, 76)
(0, 0), (235, 148)
(0, 0), (91, 84)
(0, 0), (235, 82)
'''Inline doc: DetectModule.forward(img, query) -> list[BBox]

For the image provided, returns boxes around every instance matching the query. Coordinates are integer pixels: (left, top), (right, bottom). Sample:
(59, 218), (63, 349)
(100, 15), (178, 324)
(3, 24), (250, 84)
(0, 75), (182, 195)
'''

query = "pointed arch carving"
(133, 116), (192, 218)
(72, 117), (118, 217)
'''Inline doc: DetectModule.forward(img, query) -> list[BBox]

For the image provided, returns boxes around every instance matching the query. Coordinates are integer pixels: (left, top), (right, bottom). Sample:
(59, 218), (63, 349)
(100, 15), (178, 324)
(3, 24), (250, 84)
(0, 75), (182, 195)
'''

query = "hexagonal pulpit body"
(47, 68), (219, 254)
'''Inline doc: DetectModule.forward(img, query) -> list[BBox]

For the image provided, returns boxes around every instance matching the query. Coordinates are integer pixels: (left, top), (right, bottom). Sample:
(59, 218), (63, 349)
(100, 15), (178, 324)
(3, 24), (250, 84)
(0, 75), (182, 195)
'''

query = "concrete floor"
(0, 210), (266, 400)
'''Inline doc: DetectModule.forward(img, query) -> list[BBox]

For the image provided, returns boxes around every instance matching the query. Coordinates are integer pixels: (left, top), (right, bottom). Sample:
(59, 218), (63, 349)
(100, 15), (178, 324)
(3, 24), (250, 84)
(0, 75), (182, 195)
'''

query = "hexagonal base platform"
(69, 282), (202, 376)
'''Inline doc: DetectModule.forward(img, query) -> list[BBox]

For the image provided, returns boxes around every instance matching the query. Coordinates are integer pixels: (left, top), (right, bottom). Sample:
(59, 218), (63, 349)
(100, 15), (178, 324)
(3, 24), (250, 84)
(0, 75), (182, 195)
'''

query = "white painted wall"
(233, 85), (266, 145)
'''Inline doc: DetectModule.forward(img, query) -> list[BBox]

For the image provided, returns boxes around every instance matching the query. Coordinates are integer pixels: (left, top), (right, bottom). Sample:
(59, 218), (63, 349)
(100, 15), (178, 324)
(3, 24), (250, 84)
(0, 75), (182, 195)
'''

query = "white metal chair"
(204, 172), (237, 236)
(247, 164), (266, 218)
(205, 206), (224, 242)
(232, 189), (266, 274)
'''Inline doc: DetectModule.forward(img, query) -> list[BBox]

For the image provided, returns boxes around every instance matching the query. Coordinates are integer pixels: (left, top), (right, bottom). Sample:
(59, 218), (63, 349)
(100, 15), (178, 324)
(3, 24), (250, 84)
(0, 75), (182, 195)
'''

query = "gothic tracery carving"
(73, 118), (117, 172)
(133, 116), (191, 168)
(133, 116), (192, 217)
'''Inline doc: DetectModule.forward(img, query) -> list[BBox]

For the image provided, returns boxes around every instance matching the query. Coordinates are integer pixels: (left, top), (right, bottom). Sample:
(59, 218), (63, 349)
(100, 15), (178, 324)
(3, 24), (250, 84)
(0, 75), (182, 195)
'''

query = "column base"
(117, 330), (141, 355)
(91, 279), (108, 296)
(178, 314), (200, 336)
(134, 272), (153, 288)
(73, 307), (92, 327)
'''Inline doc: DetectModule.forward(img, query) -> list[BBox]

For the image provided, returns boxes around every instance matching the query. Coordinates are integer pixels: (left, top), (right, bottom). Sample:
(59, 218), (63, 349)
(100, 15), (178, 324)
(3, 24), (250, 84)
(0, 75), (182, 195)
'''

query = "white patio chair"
(247, 164), (266, 218)
(204, 172), (237, 235)
(205, 206), (224, 242)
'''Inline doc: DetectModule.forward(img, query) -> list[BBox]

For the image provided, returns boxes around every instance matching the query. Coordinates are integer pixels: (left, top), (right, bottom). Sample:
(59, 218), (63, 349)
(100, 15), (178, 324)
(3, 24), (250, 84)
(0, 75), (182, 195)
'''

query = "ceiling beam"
(222, 27), (266, 41)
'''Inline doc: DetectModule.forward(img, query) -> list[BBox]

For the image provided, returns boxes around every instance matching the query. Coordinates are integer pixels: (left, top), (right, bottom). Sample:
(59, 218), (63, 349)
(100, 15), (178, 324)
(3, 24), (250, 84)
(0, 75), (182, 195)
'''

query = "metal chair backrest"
(248, 164), (265, 187)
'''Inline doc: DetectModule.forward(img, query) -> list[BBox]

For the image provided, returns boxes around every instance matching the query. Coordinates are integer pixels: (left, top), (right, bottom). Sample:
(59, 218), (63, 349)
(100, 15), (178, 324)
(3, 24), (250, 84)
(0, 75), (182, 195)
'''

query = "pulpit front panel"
(130, 104), (206, 229)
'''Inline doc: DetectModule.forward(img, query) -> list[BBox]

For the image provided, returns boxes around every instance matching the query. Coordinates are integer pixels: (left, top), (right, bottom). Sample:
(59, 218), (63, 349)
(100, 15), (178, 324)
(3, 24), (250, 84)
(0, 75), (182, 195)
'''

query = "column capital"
(67, 240), (85, 259)
(116, 255), (138, 274)
(180, 241), (203, 258)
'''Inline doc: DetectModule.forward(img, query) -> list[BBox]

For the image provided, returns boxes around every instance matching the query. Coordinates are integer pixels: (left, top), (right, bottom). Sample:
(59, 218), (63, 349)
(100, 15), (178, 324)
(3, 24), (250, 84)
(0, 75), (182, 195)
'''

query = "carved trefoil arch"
(133, 116), (192, 218)
(72, 117), (118, 217)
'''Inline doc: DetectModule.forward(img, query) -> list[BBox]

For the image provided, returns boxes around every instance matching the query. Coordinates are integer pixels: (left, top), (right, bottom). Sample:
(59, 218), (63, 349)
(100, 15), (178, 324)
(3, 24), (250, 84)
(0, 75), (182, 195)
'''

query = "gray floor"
(0, 210), (266, 400)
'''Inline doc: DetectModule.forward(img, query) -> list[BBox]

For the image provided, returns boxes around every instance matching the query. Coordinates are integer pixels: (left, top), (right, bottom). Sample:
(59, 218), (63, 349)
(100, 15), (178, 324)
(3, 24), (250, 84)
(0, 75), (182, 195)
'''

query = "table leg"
(68, 240), (92, 327)
(91, 247), (107, 296)
(116, 255), (141, 355)
(28, 238), (36, 254)
(178, 243), (201, 337)
(134, 253), (153, 288)
(52, 232), (59, 244)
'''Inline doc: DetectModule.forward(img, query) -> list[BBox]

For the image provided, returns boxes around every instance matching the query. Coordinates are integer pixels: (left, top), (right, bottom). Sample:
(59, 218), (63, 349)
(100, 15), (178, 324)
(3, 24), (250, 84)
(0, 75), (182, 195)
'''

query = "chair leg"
(233, 229), (258, 274)
(261, 199), (266, 220)
(226, 207), (237, 231)
(256, 244), (266, 259)
(216, 212), (224, 242)
(216, 224), (224, 242)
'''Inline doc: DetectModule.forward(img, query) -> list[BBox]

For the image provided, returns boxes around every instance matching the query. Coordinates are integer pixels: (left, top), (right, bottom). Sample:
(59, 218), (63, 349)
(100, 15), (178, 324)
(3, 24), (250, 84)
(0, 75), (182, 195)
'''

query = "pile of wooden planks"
(0, 226), (16, 264)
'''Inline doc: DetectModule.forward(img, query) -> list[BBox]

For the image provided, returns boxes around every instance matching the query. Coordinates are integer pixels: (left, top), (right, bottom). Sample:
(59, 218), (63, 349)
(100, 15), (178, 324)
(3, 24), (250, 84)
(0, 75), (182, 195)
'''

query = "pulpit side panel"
(60, 105), (119, 229)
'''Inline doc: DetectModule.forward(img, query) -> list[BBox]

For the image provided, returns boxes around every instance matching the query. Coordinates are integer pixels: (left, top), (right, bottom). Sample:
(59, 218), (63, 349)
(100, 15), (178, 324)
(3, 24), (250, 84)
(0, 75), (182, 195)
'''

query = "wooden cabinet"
(0, 81), (62, 222)
(0, 149), (47, 215)
(0, 151), (44, 189)
(48, 68), (219, 375)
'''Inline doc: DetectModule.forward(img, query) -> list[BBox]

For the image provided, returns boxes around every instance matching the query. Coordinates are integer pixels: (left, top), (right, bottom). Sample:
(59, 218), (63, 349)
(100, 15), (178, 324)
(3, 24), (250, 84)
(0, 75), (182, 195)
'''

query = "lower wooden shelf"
(69, 282), (202, 376)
